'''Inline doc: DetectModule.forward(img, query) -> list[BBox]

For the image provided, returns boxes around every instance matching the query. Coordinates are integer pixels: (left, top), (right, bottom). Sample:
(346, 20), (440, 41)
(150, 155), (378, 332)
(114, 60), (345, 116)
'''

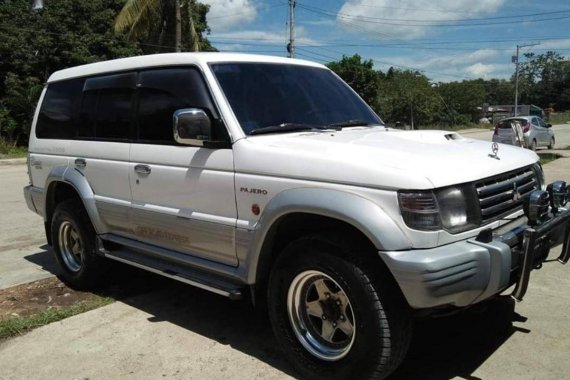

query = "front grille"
(475, 166), (538, 223)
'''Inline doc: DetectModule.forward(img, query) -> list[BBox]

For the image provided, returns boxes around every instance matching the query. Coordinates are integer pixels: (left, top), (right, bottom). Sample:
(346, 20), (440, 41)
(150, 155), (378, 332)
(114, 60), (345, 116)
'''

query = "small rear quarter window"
(36, 78), (85, 139)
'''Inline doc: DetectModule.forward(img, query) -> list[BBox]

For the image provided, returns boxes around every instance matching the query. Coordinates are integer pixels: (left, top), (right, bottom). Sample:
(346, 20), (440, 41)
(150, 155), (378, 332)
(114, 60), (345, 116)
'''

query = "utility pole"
(513, 42), (539, 116)
(287, 0), (295, 58)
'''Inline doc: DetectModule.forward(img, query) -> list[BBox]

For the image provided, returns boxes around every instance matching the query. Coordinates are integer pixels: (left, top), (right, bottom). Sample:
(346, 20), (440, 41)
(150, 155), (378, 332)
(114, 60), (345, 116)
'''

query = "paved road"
(1, 146), (569, 379)
(0, 164), (55, 290)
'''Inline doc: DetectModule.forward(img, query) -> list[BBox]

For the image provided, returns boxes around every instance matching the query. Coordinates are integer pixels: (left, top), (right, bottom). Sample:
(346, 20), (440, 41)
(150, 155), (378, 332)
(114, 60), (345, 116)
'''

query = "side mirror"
(546, 123), (552, 128)
(173, 108), (211, 146)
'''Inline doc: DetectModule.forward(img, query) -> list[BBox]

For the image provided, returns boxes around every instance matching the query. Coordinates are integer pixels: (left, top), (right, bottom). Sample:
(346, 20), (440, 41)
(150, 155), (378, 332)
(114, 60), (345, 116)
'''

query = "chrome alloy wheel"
(287, 270), (356, 361)
(58, 220), (83, 272)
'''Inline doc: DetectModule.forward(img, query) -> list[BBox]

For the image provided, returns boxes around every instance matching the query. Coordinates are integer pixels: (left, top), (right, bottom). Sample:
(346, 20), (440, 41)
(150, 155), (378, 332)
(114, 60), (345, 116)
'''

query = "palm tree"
(114, 0), (200, 53)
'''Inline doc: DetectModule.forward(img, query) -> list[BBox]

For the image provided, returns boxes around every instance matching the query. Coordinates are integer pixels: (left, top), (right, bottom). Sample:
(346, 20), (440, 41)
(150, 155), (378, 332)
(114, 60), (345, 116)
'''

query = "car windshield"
(210, 63), (382, 135)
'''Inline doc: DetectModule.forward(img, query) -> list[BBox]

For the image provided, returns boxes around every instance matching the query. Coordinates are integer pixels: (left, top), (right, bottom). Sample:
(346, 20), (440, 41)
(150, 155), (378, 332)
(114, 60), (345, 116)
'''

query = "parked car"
(24, 53), (570, 380)
(492, 116), (555, 150)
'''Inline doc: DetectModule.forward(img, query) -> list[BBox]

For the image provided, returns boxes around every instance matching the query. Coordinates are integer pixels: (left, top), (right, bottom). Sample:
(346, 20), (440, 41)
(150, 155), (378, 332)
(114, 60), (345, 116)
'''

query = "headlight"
(398, 185), (479, 233)
(398, 191), (441, 231)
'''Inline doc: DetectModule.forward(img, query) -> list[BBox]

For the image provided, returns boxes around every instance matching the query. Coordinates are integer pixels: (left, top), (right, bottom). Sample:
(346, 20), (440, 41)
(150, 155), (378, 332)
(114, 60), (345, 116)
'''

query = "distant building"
(486, 104), (543, 124)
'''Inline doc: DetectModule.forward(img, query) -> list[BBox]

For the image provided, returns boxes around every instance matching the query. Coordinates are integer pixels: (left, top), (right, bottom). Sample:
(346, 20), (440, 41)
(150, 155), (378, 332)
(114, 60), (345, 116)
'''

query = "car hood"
(233, 127), (539, 189)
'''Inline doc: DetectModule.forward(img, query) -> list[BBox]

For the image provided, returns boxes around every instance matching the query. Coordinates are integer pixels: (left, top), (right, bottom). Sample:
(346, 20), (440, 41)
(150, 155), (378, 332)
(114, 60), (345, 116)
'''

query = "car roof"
(501, 116), (534, 121)
(47, 53), (326, 83)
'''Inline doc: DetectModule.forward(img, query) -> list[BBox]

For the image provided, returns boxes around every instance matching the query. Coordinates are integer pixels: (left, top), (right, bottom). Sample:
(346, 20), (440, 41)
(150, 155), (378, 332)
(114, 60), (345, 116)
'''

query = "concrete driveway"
(1, 138), (569, 379)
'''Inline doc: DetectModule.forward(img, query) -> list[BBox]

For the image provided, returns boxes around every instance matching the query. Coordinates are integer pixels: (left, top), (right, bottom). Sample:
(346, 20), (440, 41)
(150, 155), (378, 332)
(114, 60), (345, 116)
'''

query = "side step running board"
(99, 245), (243, 300)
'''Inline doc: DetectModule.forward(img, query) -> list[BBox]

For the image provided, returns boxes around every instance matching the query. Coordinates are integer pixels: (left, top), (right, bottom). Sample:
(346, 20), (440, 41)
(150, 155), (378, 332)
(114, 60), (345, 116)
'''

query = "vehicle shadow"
(23, 250), (531, 380)
(110, 273), (528, 380)
(390, 297), (527, 380)
(23, 245), (61, 276)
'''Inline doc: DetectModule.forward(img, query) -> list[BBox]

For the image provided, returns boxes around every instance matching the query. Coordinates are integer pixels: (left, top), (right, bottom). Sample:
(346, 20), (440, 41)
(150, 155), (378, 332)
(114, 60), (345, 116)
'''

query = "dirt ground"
(0, 277), (97, 319)
(0, 263), (166, 321)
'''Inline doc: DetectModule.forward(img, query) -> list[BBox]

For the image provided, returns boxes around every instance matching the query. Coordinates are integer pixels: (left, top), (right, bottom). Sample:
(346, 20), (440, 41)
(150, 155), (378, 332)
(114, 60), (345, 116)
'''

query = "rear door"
(69, 73), (135, 235)
(129, 67), (238, 266)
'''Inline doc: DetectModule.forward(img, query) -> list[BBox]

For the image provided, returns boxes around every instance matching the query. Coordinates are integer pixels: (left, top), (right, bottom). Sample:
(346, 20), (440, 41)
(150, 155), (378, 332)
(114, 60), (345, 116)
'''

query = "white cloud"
(466, 62), (496, 77)
(337, 0), (508, 40)
(202, 0), (258, 32)
(372, 49), (513, 81)
(538, 38), (570, 50)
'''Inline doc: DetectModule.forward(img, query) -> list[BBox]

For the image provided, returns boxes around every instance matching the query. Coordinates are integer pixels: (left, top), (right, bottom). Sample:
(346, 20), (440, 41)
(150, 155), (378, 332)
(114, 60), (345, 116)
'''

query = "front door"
(128, 67), (238, 266)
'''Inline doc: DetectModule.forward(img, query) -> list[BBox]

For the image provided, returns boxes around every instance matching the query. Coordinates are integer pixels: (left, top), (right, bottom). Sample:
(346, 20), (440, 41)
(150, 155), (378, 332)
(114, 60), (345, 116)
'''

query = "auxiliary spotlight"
(547, 181), (568, 212)
(524, 190), (550, 226)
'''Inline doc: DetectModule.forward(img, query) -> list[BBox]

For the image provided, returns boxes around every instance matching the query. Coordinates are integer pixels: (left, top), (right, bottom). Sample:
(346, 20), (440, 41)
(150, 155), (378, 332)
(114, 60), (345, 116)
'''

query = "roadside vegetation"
(538, 153), (562, 165)
(0, 138), (27, 158)
(549, 111), (570, 125)
(0, 296), (114, 340)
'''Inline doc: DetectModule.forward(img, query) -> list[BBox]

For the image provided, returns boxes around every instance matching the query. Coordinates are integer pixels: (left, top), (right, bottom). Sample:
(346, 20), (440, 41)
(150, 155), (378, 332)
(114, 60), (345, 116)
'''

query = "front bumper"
(380, 206), (570, 310)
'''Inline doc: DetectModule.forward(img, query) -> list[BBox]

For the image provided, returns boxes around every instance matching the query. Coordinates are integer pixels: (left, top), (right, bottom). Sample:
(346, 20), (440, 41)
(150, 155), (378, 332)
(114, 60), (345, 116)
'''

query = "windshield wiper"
(327, 119), (375, 129)
(249, 123), (322, 136)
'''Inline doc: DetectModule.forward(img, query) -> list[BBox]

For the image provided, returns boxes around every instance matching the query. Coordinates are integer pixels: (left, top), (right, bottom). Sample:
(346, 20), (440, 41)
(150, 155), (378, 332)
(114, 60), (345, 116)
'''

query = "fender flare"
(244, 187), (411, 283)
(44, 166), (106, 234)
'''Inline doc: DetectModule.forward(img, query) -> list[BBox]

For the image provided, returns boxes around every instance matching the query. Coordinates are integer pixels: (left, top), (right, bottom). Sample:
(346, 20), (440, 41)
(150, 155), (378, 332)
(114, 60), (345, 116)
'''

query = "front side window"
(211, 63), (381, 135)
(136, 68), (213, 143)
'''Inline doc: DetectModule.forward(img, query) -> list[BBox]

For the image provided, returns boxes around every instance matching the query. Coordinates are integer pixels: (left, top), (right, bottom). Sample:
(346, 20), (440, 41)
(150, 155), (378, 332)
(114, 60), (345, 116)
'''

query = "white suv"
(24, 53), (570, 379)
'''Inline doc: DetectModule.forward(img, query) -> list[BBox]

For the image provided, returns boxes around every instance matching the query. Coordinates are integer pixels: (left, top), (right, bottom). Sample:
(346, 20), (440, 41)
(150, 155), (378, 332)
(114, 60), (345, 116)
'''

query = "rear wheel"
(548, 137), (555, 149)
(51, 199), (104, 289)
(268, 235), (412, 380)
(530, 139), (537, 151)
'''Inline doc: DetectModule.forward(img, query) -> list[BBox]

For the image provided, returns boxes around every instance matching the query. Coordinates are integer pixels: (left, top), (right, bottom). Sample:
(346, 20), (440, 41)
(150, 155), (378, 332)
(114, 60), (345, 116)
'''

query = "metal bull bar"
(511, 197), (570, 302)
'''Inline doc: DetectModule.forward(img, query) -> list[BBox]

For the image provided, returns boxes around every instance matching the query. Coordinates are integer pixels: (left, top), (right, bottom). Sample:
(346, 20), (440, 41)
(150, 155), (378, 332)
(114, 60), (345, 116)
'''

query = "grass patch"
(549, 111), (570, 125)
(538, 153), (562, 165)
(0, 138), (27, 158)
(0, 296), (114, 340)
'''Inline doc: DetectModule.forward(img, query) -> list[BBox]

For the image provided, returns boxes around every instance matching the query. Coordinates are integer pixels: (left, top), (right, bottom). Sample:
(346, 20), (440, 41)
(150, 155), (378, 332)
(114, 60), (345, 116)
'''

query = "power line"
(297, 2), (570, 23)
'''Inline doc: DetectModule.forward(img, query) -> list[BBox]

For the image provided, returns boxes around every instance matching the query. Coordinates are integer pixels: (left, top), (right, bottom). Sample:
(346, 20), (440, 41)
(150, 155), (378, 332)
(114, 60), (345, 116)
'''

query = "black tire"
(548, 137), (555, 150)
(530, 139), (537, 151)
(51, 199), (103, 289)
(268, 235), (412, 380)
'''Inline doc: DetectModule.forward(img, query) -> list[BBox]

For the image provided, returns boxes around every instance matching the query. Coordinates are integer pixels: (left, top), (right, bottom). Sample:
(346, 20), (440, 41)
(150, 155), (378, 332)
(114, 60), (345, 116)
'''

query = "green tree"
(114, 0), (215, 53)
(518, 51), (570, 109)
(483, 79), (514, 105)
(377, 68), (439, 127)
(327, 54), (379, 107)
(0, 0), (142, 144)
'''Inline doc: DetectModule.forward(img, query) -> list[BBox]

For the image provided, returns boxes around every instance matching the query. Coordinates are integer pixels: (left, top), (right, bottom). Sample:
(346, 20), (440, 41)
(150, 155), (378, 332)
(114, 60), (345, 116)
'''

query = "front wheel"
(268, 236), (412, 379)
(548, 137), (555, 149)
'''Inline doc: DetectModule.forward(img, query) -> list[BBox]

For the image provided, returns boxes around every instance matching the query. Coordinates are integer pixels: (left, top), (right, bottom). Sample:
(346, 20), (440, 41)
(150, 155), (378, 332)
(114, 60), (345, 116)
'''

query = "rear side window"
(36, 79), (84, 139)
(79, 73), (136, 140)
(136, 68), (214, 143)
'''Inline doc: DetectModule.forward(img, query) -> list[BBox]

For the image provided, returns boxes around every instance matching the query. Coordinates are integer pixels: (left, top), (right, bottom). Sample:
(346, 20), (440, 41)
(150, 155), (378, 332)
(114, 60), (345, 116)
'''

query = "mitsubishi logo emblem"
(512, 183), (521, 201)
(488, 142), (500, 160)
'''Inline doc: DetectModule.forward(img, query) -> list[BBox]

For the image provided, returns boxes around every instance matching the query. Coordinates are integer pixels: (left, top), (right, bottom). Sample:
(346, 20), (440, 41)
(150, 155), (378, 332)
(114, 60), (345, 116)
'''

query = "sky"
(200, 0), (570, 82)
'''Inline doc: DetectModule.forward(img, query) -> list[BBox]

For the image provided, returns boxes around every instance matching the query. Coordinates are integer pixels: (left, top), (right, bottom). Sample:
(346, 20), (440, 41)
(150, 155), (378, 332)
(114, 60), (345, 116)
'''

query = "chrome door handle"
(134, 164), (151, 175)
(75, 158), (86, 169)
